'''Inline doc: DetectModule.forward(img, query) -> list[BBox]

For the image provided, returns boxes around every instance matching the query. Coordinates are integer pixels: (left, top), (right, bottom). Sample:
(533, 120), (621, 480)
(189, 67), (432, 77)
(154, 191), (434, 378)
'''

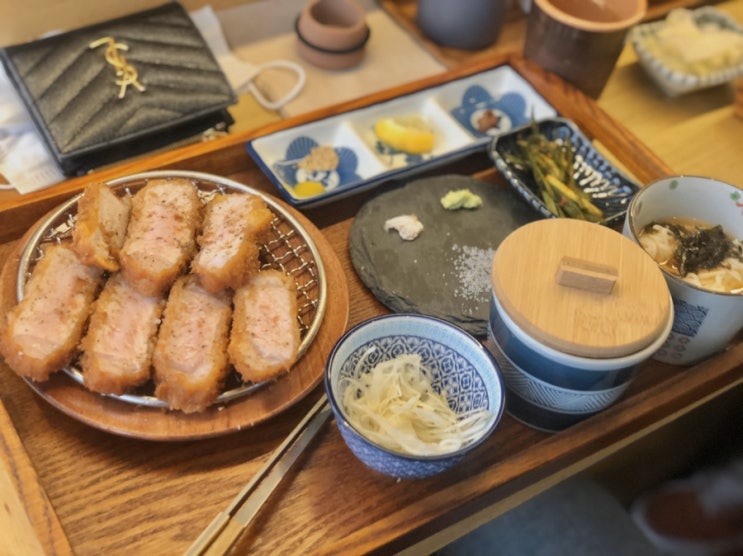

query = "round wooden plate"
(0, 175), (349, 441)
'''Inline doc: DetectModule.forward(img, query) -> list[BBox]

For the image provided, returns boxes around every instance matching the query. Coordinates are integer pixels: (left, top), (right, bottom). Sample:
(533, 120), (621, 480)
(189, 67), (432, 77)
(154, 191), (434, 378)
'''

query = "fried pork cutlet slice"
(119, 178), (202, 297)
(0, 243), (103, 382)
(191, 192), (273, 293)
(72, 181), (132, 272)
(152, 276), (232, 413)
(79, 273), (165, 395)
(229, 269), (300, 384)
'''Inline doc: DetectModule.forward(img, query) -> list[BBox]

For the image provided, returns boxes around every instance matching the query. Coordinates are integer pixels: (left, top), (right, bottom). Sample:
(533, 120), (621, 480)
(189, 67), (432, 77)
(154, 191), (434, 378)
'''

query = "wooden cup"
(524, 0), (647, 98)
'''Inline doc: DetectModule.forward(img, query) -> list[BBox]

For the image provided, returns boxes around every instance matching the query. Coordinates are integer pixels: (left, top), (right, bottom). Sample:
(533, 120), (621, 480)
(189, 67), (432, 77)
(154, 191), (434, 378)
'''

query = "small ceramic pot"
(485, 334), (633, 432)
(295, 0), (370, 70)
(623, 175), (743, 365)
(490, 218), (673, 432)
(487, 291), (672, 432)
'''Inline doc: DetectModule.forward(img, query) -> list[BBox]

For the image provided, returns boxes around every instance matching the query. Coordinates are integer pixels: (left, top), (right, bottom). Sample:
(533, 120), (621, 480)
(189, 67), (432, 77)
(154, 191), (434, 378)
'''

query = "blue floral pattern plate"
(488, 117), (641, 229)
(246, 64), (556, 209)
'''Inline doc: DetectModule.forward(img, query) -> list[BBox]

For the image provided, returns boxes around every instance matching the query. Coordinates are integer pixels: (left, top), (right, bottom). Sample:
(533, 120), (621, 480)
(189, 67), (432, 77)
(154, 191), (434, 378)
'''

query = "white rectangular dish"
(246, 64), (557, 209)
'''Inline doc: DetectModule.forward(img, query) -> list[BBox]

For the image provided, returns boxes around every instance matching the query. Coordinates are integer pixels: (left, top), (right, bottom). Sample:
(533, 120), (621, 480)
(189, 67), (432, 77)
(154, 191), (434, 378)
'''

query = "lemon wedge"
(292, 181), (326, 198)
(374, 116), (435, 154)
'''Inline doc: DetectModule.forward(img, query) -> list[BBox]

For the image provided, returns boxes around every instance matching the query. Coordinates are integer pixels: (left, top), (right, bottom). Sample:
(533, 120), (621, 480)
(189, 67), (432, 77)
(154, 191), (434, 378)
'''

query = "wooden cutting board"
(0, 400), (72, 555)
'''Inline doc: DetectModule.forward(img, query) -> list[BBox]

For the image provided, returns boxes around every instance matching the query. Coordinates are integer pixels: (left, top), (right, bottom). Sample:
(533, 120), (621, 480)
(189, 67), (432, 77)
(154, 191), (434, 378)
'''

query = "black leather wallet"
(1, 2), (236, 176)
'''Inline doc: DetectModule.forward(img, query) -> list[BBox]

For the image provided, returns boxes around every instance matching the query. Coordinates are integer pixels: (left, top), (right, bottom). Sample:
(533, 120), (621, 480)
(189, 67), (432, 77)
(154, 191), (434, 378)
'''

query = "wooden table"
(1, 35), (743, 556)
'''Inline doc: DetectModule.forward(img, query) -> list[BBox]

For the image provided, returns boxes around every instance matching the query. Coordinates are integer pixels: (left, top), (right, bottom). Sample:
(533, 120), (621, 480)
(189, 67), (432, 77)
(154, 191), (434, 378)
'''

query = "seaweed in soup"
(643, 222), (743, 276)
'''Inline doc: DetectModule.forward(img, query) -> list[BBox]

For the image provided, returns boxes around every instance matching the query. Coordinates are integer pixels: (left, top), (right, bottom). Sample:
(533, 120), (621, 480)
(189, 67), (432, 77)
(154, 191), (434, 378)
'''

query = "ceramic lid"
(491, 218), (671, 358)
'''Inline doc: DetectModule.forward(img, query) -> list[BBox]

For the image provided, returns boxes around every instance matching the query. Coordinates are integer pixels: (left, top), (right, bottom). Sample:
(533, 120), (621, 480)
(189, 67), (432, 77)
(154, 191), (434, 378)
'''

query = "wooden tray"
(0, 399), (71, 554)
(0, 185), (350, 441)
(1, 54), (742, 555)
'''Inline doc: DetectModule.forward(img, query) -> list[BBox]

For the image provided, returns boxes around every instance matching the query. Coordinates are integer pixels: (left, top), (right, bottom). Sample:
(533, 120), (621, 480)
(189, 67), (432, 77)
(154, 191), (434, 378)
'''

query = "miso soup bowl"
(623, 176), (743, 365)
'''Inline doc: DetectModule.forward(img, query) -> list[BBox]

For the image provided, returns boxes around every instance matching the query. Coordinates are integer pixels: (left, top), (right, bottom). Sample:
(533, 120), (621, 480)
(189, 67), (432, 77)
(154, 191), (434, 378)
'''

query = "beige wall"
(0, 0), (259, 46)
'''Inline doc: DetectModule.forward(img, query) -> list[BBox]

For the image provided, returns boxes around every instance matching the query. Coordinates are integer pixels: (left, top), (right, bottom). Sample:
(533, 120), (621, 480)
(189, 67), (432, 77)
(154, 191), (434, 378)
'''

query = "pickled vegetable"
(504, 123), (604, 223)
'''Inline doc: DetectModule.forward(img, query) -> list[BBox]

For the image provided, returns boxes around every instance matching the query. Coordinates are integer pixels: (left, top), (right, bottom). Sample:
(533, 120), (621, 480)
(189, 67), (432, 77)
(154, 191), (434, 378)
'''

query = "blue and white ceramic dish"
(487, 292), (673, 432)
(489, 117), (641, 229)
(247, 64), (556, 209)
(485, 336), (631, 433)
(438, 66), (555, 137)
(324, 314), (505, 479)
(630, 7), (743, 97)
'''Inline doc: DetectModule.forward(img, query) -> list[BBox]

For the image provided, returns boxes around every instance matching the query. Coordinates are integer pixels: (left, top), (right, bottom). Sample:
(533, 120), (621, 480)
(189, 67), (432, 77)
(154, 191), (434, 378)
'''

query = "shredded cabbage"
(341, 352), (493, 456)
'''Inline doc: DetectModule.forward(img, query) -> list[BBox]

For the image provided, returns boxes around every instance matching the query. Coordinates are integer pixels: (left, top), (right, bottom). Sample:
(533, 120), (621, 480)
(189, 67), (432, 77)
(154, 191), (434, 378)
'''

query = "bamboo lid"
(491, 219), (671, 358)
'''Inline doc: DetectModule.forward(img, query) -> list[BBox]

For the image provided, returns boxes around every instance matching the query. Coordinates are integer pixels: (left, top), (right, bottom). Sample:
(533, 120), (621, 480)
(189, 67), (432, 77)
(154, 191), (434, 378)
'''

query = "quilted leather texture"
(2, 2), (236, 173)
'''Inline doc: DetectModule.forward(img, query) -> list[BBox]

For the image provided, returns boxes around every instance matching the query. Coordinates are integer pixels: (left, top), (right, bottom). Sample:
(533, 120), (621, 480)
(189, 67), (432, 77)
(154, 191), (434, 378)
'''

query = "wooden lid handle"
(555, 256), (618, 295)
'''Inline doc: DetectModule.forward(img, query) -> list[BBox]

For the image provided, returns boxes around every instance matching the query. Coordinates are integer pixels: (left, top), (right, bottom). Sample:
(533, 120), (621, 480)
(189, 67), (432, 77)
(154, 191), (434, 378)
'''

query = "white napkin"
(190, 5), (306, 110)
(0, 66), (65, 194)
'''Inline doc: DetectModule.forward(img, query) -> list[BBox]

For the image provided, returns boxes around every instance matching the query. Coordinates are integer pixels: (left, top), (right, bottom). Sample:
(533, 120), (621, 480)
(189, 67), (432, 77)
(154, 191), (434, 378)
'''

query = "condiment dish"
(247, 64), (556, 209)
(489, 117), (640, 229)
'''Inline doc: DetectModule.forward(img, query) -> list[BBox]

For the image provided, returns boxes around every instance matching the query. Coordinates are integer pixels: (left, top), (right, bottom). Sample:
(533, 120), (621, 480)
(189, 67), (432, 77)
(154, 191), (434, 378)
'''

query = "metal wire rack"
(16, 171), (327, 409)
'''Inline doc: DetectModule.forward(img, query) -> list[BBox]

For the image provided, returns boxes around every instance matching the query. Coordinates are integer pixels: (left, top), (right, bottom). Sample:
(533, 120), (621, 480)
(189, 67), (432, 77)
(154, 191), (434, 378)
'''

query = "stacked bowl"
(488, 219), (674, 432)
(623, 175), (743, 365)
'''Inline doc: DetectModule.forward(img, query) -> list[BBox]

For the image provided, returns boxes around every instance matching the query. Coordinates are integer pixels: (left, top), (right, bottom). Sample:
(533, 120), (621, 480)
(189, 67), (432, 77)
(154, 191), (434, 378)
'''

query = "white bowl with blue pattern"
(630, 7), (743, 97)
(324, 314), (505, 479)
(623, 175), (743, 365)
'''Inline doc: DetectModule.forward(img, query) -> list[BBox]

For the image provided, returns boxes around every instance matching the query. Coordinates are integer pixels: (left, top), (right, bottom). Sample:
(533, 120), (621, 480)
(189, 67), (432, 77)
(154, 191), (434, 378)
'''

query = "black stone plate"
(349, 174), (538, 337)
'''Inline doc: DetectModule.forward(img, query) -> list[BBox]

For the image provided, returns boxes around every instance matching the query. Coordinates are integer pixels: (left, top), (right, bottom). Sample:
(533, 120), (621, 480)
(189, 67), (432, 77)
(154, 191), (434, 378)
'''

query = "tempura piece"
(229, 269), (300, 383)
(0, 243), (103, 382)
(152, 276), (232, 413)
(72, 181), (132, 271)
(119, 178), (201, 296)
(191, 192), (273, 292)
(80, 273), (165, 395)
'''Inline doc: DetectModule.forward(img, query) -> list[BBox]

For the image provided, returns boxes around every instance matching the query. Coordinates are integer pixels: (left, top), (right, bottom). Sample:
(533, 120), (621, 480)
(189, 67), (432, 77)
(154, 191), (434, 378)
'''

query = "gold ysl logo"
(89, 37), (146, 99)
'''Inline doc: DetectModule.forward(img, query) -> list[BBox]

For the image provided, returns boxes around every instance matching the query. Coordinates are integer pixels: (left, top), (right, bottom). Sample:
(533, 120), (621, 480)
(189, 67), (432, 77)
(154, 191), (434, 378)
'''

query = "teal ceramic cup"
(416, 0), (509, 50)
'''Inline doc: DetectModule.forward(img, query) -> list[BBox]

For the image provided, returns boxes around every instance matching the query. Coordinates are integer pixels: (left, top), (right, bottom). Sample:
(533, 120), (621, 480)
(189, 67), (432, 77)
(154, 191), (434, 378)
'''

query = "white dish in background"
(246, 64), (557, 209)
(630, 7), (743, 97)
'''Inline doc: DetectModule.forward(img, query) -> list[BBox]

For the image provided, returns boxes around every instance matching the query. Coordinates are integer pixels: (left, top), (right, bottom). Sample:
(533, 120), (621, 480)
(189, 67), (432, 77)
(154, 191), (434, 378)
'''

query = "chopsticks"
(185, 395), (332, 555)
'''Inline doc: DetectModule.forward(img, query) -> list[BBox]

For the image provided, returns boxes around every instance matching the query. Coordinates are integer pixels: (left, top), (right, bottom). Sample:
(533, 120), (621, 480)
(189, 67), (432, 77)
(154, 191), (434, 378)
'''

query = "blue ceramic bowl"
(488, 292), (673, 432)
(324, 314), (505, 479)
(485, 336), (631, 433)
